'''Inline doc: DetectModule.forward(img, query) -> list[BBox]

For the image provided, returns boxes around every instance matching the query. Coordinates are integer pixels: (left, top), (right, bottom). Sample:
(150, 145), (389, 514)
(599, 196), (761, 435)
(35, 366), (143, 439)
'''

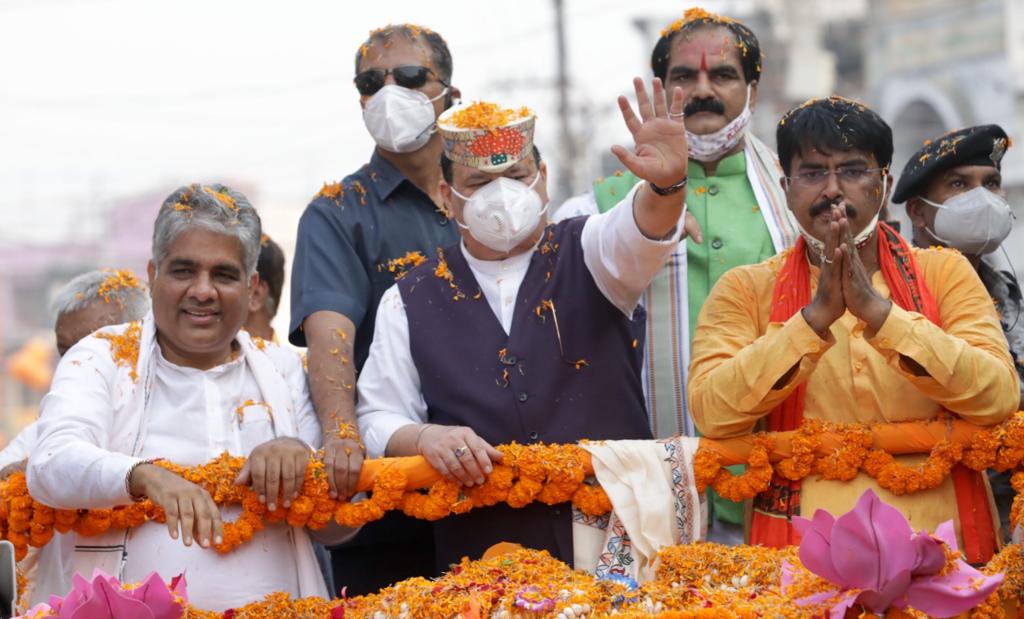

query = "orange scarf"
(752, 223), (995, 562)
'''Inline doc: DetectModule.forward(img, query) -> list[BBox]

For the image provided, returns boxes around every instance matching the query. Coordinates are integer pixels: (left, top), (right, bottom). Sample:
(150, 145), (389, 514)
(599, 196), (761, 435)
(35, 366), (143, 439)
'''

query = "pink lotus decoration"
(782, 489), (1003, 618)
(18, 570), (187, 619)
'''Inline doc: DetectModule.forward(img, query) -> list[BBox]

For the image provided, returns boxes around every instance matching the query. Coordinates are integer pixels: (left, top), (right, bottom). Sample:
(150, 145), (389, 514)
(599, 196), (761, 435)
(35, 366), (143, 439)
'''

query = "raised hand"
(801, 204), (847, 338)
(611, 77), (698, 241)
(611, 77), (689, 189)
(839, 213), (891, 336)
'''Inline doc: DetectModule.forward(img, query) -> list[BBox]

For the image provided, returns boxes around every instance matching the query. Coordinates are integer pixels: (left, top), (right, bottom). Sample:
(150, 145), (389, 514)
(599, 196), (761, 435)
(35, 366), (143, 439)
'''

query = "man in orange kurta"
(687, 96), (1021, 563)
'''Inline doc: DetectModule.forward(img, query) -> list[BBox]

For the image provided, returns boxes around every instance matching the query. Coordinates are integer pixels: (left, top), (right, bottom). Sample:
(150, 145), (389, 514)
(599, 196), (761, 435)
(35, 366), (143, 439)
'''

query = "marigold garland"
(39, 543), (1021, 617)
(814, 423), (873, 481)
(9, 416), (1024, 561)
(861, 439), (962, 496)
(693, 436), (775, 501)
(0, 444), (612, 560)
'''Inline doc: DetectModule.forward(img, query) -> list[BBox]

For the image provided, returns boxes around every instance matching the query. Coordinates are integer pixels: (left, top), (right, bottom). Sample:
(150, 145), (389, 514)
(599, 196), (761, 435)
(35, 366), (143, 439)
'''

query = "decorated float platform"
(8, 413), (1024, 617)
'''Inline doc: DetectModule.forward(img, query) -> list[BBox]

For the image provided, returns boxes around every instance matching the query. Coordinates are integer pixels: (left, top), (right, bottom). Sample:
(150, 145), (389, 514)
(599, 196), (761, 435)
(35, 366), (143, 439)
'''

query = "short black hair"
(776, 96), (893, 177)
(650, 12), (762, 84)
(441, 145), (543, 185)
(355, 24), (453, 84)
(256, 235), (285, 318)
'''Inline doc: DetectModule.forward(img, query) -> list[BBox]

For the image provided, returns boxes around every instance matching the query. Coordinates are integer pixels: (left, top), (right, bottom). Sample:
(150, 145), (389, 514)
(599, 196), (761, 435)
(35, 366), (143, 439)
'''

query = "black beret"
(892, 124), (1009, 204)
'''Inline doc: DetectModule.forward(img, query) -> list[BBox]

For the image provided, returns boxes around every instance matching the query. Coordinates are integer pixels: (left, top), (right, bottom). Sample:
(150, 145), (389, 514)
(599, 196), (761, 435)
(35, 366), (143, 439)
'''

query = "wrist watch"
(649, 177), (688, 196)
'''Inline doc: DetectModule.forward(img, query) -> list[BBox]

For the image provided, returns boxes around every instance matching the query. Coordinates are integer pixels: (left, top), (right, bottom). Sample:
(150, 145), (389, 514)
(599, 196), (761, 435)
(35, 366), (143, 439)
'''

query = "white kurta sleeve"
(0, 421), (36, 471)
(28, 337), (141, 509)
(355, 285), (427, 458)
(580, 182), (683, 318)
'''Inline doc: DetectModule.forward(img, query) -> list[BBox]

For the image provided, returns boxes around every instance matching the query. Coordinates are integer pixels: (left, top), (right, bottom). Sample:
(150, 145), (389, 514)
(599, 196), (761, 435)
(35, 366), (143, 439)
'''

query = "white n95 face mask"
(452, 175), (547, 254)
(921, 186), (1014, 255)
(362, 85), (447, 153)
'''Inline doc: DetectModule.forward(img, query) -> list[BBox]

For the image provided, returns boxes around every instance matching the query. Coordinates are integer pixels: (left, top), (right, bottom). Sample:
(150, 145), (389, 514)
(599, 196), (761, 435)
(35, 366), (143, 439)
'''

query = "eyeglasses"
(786, 167), (885, 188)
(353, 65), (447, 96)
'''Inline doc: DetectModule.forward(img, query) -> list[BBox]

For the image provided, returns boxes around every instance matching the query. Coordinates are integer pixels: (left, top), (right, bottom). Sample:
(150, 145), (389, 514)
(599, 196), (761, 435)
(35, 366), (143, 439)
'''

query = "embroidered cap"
(438, 101), (535, 173)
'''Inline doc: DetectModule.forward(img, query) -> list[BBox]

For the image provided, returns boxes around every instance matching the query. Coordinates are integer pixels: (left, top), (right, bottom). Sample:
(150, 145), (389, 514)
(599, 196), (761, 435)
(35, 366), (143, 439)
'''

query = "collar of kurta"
(687, 149), (747, 179)
(103, 311), (300, 456)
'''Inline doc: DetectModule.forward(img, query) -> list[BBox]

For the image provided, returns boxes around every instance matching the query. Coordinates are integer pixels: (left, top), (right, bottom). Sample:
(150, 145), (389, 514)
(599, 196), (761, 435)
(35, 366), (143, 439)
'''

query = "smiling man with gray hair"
(28, 184), (349, 610)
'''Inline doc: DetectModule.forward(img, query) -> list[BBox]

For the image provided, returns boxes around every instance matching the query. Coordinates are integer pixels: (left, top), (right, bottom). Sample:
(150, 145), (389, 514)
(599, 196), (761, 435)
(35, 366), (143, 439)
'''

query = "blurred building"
(867, 0), (1024, 273)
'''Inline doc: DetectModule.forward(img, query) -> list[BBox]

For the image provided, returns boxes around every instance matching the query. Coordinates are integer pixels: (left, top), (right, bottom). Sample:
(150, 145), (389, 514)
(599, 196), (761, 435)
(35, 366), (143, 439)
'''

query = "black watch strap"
(648, 177), (688, 196)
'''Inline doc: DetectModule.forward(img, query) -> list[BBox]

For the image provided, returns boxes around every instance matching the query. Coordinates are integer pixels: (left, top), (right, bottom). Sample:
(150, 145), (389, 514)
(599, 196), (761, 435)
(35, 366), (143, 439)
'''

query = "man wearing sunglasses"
(290, 24), (460, 595)
(687, 96), (1019, 563)
(552, 8), (796, 544)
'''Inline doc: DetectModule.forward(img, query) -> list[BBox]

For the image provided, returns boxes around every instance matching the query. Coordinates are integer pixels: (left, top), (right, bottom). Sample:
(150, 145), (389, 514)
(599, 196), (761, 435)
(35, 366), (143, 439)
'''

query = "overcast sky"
(0, 0), (756, 245)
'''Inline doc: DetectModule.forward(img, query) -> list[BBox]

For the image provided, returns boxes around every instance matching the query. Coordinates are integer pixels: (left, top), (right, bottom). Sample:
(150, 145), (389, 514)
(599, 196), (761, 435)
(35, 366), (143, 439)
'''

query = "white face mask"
(920, 186), (1014, 255)
(362, 85), (447, 153)
(452, 174), (547, 254)
(685, 85), (753, 162)
(795, 176), (890, 256)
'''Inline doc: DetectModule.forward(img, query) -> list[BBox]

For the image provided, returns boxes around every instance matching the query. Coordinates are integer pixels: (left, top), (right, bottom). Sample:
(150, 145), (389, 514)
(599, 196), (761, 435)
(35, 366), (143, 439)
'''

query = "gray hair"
(51, 269), (150, 320)
(152, 183), (262, 276)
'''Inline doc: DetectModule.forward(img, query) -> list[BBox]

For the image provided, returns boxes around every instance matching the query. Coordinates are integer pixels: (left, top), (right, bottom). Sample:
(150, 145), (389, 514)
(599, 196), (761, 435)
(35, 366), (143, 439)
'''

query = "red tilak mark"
(699, 51), (708, 71)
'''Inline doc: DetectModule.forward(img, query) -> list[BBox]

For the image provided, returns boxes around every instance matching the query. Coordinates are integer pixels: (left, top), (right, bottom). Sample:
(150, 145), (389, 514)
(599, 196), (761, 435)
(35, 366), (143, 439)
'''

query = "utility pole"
(553, 0), (576, 203)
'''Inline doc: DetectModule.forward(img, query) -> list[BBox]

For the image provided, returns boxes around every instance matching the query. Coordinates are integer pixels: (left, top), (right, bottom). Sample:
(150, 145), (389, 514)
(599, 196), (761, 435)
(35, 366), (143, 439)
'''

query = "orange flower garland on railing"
(0, 443), (612, 560)
(693, 435), (775, 501)
(6, 414), (1024, 560)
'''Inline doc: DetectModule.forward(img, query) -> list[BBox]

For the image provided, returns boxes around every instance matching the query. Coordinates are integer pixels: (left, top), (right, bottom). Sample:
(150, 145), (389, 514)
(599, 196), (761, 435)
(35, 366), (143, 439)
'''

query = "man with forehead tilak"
(687, 97), (1020, 563)
(357, 78), (689, 569)
(553, 8), (795, 540)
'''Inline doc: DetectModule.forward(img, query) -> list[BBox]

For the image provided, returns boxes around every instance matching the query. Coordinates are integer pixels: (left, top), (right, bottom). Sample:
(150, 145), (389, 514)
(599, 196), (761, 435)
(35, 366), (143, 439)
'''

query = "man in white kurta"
(27, 184), (339, 610)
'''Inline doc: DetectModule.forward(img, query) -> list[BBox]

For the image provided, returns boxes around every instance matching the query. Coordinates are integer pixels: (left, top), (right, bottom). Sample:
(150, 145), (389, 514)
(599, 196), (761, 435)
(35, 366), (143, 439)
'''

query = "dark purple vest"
(396, 217), (652, 569)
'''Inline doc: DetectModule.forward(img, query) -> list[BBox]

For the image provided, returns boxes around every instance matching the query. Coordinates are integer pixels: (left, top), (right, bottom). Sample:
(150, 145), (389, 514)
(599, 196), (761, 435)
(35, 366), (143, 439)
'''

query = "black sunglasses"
(353, 65), (447, 96)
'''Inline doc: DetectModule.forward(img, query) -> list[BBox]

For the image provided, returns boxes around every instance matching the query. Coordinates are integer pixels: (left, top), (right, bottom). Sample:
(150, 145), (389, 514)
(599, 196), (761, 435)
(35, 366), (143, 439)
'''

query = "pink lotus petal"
(854, 569), (911, 613)
(791, 586), (846, 607)
(130, 572), (184, 619)
(93, 575), (155, 619)
(910, 532), (947, 576)
(932, 520), (958, 552)
(18, 603), (55, 618)
(905, 564), (1004, 617)
(794, 510), (845, 585)
(825, 589), (861, 619)
(829, 489), (914, 590)
(168, 573), (187, 602)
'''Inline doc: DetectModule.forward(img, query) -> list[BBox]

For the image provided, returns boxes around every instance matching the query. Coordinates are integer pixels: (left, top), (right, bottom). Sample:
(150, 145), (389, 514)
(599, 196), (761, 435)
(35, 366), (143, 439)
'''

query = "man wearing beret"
(893, 125), (1024, 540)
(893, 125), (1023, 411)
(688, 97), (1020, 563)
(356, 77), (691, 569)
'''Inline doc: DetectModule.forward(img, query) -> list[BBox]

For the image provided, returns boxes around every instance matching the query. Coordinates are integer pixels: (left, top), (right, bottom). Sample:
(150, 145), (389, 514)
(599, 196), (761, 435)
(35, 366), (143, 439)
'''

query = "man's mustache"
(683, 98), (726, 116)
(809, 200), (857, 220)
